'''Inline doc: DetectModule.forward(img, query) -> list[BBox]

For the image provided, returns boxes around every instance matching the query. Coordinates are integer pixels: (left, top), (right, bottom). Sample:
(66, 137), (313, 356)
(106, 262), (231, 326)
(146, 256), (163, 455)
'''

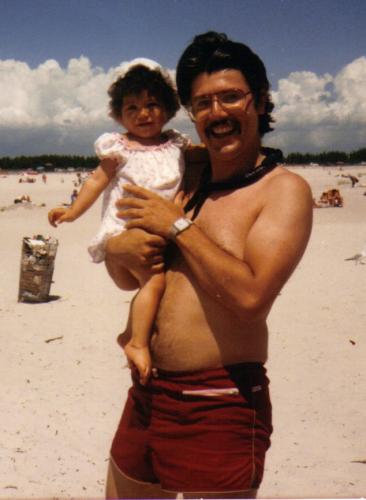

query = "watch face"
(170, 218), (192, 239)
(176, 218), (189, 231)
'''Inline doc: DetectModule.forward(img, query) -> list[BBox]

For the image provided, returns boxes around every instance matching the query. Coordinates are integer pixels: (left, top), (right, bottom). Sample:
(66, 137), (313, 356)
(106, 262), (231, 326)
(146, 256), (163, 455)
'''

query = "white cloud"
(266, 57), (366, 153)
(0, 56), (365, 156)
(0, 56), (113, 155)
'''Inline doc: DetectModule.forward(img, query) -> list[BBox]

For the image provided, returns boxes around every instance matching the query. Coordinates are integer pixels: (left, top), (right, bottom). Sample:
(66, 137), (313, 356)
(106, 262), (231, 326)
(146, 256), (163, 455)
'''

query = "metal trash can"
(18, 235), (58, 303)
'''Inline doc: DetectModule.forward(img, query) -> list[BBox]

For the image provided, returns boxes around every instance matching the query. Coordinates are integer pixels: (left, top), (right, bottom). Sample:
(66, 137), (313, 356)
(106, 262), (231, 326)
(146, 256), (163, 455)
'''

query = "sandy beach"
(1, 166), (366, 499)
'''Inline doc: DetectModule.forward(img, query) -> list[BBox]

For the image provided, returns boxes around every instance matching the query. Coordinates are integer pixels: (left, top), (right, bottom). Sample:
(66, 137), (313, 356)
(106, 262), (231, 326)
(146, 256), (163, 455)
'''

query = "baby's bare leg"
(124, 272), (165, 385)
(105, 256), (139, 291)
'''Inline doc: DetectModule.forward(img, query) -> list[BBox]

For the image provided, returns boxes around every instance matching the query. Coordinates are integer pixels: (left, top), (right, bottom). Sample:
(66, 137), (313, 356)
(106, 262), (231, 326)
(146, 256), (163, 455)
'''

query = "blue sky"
(1, 0), (366, 156)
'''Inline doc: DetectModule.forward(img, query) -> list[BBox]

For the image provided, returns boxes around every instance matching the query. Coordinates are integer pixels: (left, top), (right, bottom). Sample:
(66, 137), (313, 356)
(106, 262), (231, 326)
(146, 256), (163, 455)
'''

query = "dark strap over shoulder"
(184, 147), (284, 220)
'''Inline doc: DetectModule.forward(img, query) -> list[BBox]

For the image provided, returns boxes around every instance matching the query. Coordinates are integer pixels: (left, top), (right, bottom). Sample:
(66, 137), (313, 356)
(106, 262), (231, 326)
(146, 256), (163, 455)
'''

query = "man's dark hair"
(108, 65), (180, 121)
(176, 31), (274, 136)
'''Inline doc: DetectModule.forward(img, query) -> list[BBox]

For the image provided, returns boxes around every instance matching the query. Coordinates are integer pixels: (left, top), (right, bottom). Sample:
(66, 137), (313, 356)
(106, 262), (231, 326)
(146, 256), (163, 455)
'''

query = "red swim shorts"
(110, 362), (272, 493)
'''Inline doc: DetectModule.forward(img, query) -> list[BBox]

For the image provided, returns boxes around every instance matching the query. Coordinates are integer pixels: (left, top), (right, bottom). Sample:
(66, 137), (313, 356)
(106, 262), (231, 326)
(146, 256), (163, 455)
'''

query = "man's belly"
(150, 268), (268, 371)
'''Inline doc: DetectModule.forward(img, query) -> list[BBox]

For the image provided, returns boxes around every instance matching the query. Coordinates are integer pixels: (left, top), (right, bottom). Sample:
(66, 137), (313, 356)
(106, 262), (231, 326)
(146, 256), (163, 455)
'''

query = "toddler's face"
(120, 90), (168, 144)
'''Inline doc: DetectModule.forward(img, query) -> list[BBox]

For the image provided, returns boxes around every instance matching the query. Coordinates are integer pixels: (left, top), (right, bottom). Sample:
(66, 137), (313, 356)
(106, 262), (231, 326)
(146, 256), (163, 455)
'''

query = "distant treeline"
(0, 154), (99, 172)
(1, 148), (366, 171)
(286, 148), (366, 165)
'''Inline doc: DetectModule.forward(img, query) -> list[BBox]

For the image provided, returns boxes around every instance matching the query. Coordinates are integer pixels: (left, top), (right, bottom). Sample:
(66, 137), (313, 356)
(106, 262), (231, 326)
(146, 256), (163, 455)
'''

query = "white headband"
(116, 58), (172, 84)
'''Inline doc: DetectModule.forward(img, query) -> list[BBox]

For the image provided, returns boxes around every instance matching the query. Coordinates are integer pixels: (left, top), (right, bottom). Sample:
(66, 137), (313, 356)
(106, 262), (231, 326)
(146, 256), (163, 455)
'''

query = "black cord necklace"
(184, 147), (284, 220)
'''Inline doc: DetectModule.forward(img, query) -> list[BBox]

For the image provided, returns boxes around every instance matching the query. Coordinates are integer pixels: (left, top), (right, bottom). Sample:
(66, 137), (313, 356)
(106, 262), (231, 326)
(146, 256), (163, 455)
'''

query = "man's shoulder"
(258, 166), (313, 221)
(266, 166), (312, 197)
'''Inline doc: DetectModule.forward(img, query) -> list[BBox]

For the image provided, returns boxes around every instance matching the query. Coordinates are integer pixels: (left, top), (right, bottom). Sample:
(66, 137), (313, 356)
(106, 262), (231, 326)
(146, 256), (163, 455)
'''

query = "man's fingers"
(144, 247), (164, 258)
(138, 261), (164, 272)
(146, 234), (166, 247)
(125, 219), (144, 230)
(150, 256), (164, 265)
(150, 262), (165, 273)
(144, 253), (164, 265)
(118, 208), (144, 219)
(116, 198), (145, 210)
(174, 190), (186, 207)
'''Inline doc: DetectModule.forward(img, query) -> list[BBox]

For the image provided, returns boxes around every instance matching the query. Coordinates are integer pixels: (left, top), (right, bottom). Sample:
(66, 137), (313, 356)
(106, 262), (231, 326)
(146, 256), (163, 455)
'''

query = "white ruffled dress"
(88, 130), (189, 263)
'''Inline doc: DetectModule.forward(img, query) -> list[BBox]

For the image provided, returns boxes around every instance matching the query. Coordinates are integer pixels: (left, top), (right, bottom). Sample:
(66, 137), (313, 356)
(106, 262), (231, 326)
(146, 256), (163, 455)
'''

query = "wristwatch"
(169, 217), (193, 240)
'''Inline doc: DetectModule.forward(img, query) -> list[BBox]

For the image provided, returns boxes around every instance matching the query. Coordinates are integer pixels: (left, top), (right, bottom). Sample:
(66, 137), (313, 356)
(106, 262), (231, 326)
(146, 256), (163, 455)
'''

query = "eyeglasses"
(188, 89), (252, 120)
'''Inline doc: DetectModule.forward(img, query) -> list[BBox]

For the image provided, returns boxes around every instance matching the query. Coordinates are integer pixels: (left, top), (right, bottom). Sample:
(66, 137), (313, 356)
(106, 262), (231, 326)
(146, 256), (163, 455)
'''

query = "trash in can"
(18, 235), (58, 303)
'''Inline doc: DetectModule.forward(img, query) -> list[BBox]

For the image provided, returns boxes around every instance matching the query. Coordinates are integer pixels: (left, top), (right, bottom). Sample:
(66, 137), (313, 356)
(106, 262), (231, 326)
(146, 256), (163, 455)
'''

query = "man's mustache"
(204, 119), (241, 138)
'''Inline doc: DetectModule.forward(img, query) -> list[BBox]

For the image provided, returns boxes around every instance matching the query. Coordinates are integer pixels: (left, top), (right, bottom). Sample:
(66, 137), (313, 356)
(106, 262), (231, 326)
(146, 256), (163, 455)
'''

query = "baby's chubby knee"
(104, 256), (139, 291)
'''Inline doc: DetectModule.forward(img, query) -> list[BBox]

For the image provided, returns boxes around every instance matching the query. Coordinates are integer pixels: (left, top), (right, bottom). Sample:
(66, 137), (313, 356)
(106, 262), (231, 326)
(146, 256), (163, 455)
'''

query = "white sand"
(0, 167), (366, 499)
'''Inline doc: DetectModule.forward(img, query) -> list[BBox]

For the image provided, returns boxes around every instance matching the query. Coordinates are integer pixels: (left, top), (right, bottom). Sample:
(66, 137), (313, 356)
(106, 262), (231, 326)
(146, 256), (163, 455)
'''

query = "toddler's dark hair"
(108, 65), (180, 121)
(176, 31), (274, 136)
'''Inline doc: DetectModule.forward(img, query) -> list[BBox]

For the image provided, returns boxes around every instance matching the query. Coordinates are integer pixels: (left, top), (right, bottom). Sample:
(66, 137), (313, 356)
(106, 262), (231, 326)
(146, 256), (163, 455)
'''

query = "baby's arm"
(48, 159), (117, 227)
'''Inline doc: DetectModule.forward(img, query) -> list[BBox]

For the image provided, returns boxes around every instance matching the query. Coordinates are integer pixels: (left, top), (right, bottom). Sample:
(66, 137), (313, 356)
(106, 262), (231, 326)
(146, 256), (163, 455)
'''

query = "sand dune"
(1, 166), (366, 498)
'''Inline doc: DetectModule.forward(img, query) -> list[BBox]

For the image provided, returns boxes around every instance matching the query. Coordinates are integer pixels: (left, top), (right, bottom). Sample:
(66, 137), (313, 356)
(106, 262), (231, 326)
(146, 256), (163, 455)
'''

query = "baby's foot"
(124, 341), (152, 385)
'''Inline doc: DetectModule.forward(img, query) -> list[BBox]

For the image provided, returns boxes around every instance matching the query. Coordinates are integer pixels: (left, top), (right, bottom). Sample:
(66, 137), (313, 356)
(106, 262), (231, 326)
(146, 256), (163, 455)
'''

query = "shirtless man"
(104, 31), (313, 499)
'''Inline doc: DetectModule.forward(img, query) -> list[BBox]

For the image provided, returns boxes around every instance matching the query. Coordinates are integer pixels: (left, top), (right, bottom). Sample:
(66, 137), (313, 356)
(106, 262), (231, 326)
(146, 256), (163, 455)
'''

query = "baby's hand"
(48, 207), (75, 227)
(123, 341), (152, 386)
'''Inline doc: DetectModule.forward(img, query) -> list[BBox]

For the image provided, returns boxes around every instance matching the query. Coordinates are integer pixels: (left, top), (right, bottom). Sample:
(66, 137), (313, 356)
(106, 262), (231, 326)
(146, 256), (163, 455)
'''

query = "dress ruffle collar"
(117, 129), (185, 152)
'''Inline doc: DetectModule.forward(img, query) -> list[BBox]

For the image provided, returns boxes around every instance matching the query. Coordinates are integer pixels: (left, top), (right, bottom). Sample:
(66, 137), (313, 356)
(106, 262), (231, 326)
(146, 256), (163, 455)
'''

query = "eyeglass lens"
(191, 89), (250, 116)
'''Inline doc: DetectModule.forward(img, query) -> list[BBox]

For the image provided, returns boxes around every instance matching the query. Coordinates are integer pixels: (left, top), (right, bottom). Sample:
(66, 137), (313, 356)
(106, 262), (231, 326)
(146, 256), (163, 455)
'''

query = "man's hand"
(48, 207), (76, 227)
(174, 190), (190, 208)
(116, 185), (185, 238)
(105, 228), (166, 273)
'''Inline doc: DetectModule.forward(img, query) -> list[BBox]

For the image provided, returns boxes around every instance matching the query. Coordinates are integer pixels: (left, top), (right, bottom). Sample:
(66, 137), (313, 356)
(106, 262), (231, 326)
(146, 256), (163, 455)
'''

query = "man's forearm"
(113, 181), (311, 322)
(173, 224), (267, 322)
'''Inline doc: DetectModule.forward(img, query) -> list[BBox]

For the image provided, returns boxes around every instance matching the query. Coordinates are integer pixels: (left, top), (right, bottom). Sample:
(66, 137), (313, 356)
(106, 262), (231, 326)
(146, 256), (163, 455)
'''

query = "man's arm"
(118, 174), (313, 322)
(175, 174), (313, 321)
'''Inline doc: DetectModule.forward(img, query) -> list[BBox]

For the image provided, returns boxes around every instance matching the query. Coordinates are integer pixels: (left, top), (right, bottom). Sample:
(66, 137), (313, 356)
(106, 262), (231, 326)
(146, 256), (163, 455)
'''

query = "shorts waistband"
(154, 362), (264, 376)
(152, 362), (265, 382)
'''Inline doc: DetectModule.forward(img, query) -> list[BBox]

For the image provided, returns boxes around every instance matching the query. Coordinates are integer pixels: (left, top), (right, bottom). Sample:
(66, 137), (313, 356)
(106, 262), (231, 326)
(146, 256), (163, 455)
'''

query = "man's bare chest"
(192, 189), (262, 256)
